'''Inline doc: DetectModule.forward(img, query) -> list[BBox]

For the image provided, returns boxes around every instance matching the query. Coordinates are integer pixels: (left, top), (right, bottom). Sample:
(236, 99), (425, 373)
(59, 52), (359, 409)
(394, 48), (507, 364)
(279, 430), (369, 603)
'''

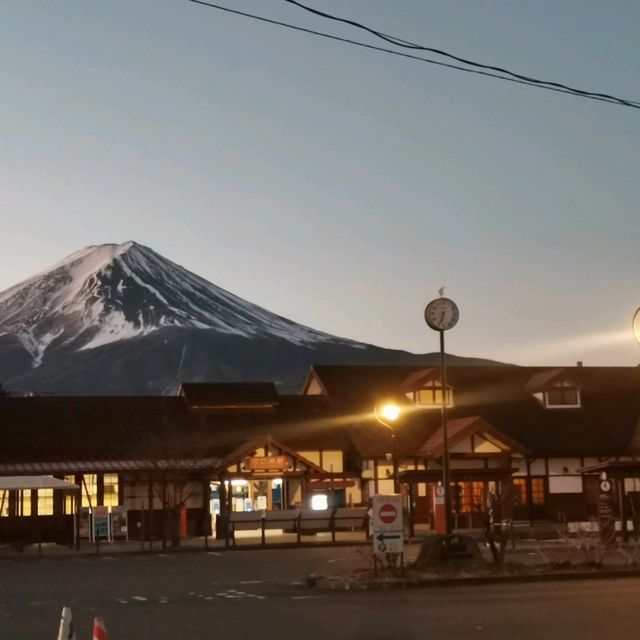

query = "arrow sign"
(376, 532), (401, 542)
(374, 530), (403, 555)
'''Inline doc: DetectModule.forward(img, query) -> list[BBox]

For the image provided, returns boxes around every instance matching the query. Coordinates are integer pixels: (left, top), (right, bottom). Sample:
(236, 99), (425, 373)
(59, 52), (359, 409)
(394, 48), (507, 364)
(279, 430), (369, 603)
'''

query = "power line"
(283, 0), (640, 109)
(185, 0), (639, 110)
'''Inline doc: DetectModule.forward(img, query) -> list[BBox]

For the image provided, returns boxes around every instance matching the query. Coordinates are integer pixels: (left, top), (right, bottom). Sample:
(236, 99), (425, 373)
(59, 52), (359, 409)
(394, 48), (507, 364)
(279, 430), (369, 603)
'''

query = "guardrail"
(226, 507), (368, 546)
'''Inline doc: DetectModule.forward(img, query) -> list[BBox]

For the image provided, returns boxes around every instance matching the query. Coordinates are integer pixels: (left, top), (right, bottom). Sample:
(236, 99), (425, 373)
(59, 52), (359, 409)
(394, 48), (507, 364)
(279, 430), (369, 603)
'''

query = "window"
(64, 475), (75, 514)
(416, 381), (452, 408)
(19, 490), (31, 516)
(545, 381), (580, 408)
(81, 474), (98, 508)
(531, 478), (546, 505)
(103, 474), (119, 507)
(37, 489), (54, 516)
(513, 478), (528, 507)
(0, 491), (8, 517)
(455, 482), (484, 513)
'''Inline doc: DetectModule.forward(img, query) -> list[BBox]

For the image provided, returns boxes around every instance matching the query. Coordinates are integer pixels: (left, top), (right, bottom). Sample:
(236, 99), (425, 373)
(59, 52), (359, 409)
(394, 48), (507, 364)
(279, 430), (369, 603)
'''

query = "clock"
(424, 297), (459, 331)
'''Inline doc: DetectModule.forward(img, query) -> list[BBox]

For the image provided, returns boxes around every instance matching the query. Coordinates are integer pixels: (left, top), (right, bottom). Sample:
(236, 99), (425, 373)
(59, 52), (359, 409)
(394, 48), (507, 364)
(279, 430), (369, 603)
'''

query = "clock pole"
(424, 294), (459, 537)
(439, 328), (452, 535)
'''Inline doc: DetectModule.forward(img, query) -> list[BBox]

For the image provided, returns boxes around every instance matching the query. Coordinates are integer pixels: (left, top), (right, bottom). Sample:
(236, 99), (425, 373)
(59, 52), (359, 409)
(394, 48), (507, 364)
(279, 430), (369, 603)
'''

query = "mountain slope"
(0, 242), (501, 394)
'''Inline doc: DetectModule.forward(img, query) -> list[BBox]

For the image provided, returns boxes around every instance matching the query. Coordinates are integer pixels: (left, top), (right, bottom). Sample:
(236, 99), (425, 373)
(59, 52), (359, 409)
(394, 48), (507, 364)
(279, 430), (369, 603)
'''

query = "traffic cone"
(56, 606), (76, 640)
(92, 616), (108, 640)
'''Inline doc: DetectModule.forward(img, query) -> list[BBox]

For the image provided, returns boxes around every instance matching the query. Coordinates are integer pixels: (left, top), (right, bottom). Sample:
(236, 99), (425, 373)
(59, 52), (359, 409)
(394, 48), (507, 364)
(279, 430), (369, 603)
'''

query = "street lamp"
(374, 400), (401, 493)
(633, 307), (640, 345)
(424, 293), (460, 535)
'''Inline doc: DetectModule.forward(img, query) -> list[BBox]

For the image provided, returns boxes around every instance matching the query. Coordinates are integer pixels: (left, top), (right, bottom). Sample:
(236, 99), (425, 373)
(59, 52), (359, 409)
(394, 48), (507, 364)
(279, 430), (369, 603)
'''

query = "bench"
(229, 509), (300, 546)
(297, 507), (368, 543)
(227, 507), (369, 545)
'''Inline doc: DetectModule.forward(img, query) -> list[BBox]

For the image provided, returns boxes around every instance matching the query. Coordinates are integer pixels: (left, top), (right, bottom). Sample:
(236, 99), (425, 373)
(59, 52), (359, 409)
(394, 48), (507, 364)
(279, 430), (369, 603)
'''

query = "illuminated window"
(416, 381), (452, 408)
(545, 382), (580, 408)
(455, 482), (485, 513)
(513, 478), (528, 506)
(20, 490), (31, 516)
(81, 474), (98, 508)
(37, 489), (54, 516)
(103, 474), (119, 507)
(531, 478), (546, 505)
(64, 476), (76, 514)
(0, 491), (9, 517)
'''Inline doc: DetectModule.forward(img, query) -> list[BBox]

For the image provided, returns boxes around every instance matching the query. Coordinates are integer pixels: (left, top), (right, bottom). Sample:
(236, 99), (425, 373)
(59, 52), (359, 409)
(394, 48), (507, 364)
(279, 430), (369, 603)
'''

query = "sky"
(2, 1), (639, 366)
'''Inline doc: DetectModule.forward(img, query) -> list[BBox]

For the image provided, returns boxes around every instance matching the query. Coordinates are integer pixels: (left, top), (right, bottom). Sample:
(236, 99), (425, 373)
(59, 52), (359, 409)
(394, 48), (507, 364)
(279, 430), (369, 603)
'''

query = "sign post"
(371, 495), (404, 575)
(598, 478), (615, 545)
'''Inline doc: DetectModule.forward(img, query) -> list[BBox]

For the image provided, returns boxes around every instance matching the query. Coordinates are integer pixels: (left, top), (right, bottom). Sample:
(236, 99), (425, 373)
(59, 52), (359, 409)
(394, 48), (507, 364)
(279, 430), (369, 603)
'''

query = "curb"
(309, 567), (640, 590)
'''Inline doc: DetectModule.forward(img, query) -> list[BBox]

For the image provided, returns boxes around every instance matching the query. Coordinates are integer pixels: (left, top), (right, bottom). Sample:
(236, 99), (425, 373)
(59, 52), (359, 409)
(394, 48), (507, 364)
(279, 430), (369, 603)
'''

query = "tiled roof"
(309, 365), (640, 457)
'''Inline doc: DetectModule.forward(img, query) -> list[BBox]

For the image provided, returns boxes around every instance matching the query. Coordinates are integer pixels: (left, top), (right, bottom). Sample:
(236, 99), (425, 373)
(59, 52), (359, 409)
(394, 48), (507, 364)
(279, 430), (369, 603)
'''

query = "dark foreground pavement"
(2, 546), (640, 639)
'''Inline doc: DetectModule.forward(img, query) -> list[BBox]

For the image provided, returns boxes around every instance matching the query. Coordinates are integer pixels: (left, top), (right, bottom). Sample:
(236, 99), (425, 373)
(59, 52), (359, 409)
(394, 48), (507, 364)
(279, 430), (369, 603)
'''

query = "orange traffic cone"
(92, 616), (108, 640)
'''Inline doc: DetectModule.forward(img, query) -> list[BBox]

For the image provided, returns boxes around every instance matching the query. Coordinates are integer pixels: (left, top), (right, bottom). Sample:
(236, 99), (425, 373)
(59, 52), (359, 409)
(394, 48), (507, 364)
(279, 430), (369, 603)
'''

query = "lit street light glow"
(378, 402), (401, 424)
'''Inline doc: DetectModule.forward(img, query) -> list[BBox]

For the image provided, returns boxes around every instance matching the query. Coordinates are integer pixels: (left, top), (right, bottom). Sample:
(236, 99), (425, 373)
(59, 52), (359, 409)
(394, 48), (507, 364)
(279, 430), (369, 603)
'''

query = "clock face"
(424, 297), (459, 331)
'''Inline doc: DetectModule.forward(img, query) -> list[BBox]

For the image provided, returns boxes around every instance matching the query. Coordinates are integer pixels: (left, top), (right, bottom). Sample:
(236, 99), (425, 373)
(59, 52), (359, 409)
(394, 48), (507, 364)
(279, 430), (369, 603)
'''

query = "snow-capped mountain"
(0, 242), (495, 394)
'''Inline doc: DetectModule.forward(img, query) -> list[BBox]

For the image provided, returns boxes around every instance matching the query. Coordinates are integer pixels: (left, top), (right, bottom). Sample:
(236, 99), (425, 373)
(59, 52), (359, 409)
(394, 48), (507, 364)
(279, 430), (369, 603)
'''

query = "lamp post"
(424, 294), (460, 535)
(374, 401), (401, 493)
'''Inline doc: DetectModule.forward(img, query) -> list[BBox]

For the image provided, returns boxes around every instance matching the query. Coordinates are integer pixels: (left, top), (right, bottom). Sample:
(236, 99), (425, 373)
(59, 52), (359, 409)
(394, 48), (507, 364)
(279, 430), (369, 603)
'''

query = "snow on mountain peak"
(0, 242), (354, 368)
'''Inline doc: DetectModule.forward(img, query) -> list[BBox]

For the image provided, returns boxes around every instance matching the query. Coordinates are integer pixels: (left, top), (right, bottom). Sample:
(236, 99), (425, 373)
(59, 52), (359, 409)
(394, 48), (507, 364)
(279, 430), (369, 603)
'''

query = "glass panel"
(38, 489), (54, 516)
(0, 491), (9, 517)
(513, 478), (528, 507)
(531, 478), (546, 505)
(546, 385), (579, 406)
(21, 490), (32, 516)
(81, 474), (98, 508)
(64, 475), (75, 514)
(103, 474), (119, 507)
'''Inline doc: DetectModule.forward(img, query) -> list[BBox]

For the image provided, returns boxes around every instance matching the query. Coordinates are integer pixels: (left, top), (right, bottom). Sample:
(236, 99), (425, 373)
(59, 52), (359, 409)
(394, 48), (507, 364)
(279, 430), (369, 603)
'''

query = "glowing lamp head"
(375, 401), (402, 427)
(379, 403), (401, 422)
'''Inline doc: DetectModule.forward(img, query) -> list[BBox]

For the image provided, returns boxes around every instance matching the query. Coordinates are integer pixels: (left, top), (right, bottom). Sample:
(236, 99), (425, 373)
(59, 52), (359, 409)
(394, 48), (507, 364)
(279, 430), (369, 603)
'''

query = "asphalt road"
(1, 546), (639, 640)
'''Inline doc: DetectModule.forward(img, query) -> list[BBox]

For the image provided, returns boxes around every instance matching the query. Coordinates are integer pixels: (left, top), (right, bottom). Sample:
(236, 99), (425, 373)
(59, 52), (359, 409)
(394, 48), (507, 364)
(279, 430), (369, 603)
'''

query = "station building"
(1, 364), (640, 544)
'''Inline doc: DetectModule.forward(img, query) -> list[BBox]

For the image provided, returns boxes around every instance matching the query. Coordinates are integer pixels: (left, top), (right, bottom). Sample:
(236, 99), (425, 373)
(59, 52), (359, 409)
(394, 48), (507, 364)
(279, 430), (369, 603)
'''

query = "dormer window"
(413, 380), (453, 408)
(544, 381), (581, 408)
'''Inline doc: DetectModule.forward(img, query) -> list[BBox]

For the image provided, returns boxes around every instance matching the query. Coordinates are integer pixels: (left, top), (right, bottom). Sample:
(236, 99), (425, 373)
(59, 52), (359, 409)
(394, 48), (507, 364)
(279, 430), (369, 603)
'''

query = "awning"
(399, 467), (519, 483)
(578, 460), (640, 476)
(0, 475), (79, 491)
(0, 458), (222, 474)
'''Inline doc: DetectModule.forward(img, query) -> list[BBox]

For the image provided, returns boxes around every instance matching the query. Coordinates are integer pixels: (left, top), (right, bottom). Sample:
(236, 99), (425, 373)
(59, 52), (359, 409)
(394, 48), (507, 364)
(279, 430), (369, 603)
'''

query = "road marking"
(207, 552), (222, 556)
(116, 599), (128, 604)
(290, 581), (304, 586)
(101, 556), (115, 561)
(290, 596), (323, 600)
(132, 596), (147, 602)
(238, 580), (262, 584)
(328, 558), (350, 563)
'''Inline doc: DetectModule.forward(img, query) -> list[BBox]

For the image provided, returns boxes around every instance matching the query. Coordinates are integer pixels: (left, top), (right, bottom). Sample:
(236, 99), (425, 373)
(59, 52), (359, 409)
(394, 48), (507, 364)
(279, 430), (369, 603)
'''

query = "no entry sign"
(378, 503), (397, 524)
(371, 494), (402, 532)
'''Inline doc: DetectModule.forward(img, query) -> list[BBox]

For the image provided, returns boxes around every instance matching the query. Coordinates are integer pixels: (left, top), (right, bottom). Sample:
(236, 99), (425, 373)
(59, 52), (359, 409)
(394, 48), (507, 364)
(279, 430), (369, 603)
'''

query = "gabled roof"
(396, 368), (447, 393)
(217, 435), (326, 475)
(309, 365), (640, 457)
(524, 368), (577, 392)
(417, 416), (529, 458)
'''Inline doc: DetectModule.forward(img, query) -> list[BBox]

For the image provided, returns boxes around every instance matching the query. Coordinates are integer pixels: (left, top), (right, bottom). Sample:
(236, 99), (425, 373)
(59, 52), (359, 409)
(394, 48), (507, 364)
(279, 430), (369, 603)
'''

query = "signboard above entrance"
(245, 456), (288, 472)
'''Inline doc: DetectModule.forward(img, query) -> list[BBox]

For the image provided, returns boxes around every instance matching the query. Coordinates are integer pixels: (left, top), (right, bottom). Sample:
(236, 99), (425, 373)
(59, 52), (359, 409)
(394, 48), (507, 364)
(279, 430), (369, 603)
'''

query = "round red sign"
(378, 503), (397, 524)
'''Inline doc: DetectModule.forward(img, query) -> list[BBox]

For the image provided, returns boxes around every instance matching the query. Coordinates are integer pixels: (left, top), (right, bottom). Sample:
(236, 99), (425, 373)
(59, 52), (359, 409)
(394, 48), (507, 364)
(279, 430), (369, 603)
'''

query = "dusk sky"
(2, 1), (639, 366)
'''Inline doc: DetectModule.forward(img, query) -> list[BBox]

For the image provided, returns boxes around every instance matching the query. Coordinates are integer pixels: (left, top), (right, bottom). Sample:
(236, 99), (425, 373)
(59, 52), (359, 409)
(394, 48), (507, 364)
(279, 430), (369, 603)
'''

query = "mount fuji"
(0, 242), (494, 394)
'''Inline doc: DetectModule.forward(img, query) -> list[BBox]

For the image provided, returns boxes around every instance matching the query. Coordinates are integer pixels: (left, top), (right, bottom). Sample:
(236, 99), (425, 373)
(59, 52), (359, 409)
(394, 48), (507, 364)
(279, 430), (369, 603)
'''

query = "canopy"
(0, 475), (79, 491)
